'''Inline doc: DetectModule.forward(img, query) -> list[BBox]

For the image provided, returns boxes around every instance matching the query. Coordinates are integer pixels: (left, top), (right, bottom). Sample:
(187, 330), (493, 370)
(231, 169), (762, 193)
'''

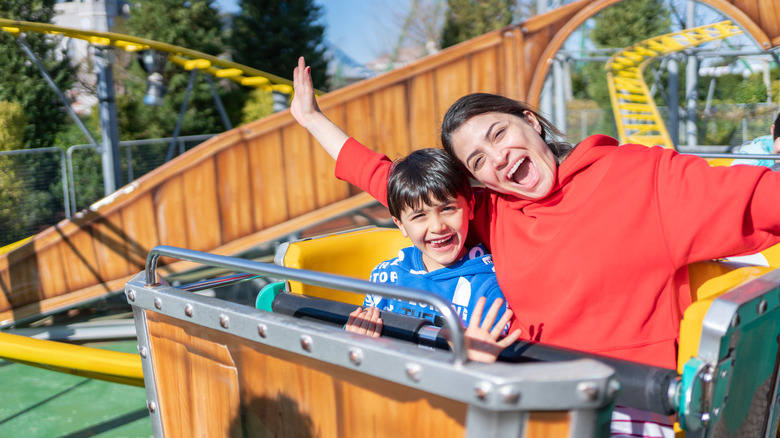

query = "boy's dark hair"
(387, 148), (473, 219)
(773, 111), (780, 140)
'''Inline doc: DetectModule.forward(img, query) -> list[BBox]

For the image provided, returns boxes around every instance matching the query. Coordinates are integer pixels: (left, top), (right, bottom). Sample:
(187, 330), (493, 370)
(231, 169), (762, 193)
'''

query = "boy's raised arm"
(291, 56), (349, 160)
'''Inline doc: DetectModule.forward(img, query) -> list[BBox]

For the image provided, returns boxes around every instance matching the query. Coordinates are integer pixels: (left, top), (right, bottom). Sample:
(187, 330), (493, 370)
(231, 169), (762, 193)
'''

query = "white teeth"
(430, 236), (451, 244)
(508, 157), (525, 179)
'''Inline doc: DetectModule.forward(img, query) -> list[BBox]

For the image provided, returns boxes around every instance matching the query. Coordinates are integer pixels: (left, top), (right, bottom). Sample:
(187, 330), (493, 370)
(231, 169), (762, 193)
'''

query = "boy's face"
(393, 194), (473, 272)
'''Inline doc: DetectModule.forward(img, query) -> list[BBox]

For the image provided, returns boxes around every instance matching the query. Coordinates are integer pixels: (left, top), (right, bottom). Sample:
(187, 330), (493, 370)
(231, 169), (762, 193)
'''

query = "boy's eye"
(410, 213), (424, 221)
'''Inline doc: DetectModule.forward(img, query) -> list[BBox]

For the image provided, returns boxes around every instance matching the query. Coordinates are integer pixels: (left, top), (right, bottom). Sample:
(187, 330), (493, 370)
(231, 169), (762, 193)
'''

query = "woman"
(291, 57), (780, 370)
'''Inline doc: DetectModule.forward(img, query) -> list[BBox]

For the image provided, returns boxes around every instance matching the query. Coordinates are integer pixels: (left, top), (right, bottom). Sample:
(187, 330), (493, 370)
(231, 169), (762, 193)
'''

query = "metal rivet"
(500, 386), (520, 404)
(758, 299), (768, 315)
(720, 369), (727, 379)
(257, 324), (267, 338)
(219, 314), (229, 329)
(126, 290), (135, 302)
(184, 304), (193, 317)
(731, 313), (740, 328)
(701, 412), (711, 426)
(607, 379), (621, 398)
(154, 297), (162, 310)
(406, 363), (422, 382)
(348, 348), (363, 366)
(148, 400), (157, 413)
(300, 335), (313, 352)
(475, 381), (492, 401)
(577, 381), (599, 401)
(713, 407), (721, 417)
(139, 346), (148, 359)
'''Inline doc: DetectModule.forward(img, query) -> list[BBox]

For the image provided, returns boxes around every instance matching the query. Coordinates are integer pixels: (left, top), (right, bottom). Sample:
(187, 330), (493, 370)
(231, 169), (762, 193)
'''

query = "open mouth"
(507, 156), (537, 187)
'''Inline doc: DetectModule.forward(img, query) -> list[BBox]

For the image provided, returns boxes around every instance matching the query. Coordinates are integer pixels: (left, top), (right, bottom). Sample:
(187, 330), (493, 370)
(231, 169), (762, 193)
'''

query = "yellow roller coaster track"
(0, 18), (294, 94)
(606, 21), (742, 149)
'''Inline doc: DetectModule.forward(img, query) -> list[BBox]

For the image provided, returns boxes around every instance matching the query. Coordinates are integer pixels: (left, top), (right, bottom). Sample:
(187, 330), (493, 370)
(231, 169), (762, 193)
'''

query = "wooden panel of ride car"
(128, 246), (617, 438)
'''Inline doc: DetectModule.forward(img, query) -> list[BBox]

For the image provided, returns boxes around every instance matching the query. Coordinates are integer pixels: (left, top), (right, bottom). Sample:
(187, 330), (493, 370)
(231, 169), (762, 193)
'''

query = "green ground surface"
(0, 339), (152, 438)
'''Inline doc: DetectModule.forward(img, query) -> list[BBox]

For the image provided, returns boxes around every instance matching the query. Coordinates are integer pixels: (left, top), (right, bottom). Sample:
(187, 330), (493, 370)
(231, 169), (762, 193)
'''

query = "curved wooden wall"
(1, 0), (779, 326)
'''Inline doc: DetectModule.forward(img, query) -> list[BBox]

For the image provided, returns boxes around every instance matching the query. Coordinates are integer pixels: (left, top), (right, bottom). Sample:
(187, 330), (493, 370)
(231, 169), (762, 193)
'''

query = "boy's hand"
(345, 306), (383, 338)
(291, 56), (322, 128)
(464, 297), (521, 363)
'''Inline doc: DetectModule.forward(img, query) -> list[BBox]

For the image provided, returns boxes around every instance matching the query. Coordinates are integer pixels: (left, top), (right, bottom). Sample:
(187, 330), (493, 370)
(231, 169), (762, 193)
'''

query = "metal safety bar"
(144, 245), (468, 365)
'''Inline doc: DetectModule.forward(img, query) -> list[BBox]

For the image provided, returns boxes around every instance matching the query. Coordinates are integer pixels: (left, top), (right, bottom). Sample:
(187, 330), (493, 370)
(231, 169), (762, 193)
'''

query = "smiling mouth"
(428, 235), (455, 249)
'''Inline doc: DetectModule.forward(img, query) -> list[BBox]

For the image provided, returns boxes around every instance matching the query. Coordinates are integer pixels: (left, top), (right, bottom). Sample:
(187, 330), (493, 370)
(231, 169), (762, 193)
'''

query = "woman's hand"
(344, 306), (383, 338)
(464, 297), (521, 363)
(290, 56), (321, 128)
(289, 56), (349, 160)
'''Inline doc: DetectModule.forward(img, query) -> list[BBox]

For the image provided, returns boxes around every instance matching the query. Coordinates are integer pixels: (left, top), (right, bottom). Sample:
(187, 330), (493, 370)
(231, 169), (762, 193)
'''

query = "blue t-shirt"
(364, 244), (509, 330)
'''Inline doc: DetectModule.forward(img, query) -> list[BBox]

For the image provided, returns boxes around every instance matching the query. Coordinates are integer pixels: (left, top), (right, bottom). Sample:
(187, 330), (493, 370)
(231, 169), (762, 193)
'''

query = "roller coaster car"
(126, 227), (780, 437)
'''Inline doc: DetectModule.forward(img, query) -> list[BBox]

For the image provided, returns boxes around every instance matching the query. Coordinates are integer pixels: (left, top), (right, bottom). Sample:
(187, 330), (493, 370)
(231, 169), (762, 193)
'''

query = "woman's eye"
(473, 157), (483, 170)
(494, 128), (505, 140)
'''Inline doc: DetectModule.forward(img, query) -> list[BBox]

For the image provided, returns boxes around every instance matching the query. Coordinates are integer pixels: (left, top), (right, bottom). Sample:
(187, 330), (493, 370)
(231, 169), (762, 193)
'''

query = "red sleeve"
(334, 137), (392, 208)
(652, 147), (780, 262)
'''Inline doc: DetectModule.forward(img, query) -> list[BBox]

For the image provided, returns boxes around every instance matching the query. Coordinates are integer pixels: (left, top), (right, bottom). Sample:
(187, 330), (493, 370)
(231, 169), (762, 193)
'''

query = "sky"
(214, 0), (391, 64)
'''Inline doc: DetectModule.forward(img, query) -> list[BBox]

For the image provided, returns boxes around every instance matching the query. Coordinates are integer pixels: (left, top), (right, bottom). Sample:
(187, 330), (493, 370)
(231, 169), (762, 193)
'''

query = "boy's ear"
(392, 217), (408, 237)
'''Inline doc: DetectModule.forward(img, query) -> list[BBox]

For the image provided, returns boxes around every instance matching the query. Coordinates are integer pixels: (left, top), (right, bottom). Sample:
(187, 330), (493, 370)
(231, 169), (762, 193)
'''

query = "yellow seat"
(274, 227), (411, 305)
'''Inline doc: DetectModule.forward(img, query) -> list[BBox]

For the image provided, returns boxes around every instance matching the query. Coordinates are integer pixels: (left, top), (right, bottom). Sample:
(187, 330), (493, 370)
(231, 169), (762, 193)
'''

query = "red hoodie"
(335, 135), (780, 368)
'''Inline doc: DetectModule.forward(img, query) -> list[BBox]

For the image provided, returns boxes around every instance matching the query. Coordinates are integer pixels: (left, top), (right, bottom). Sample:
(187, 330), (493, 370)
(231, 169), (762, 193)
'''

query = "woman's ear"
(392, 217), (408, 237)
(522, 110), (543, 136)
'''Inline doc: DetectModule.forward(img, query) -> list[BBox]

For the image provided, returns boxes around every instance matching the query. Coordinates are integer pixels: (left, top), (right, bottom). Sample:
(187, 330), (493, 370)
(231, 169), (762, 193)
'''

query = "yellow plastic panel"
(281, 227), (410, 305)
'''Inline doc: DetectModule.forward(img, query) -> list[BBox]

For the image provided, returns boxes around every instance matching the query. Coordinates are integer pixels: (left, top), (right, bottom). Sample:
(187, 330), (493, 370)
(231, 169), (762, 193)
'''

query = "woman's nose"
(487, 145), (508, 167)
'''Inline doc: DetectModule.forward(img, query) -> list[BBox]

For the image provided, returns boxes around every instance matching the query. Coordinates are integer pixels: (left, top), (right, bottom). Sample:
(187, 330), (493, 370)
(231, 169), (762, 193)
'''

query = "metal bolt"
(700, 412), (711, 426)
(257, 324), (267, 338)
(500, 386), (520, 404)
(701, 372), (713, 383)
(348, 348), (363, 366)
(148, 401), (157, 413)
(184, 304), (193, 317)
(300, 335), (313, 352)
(713, 407), (721, 417)
(731, 313), (741, 328)
(126, 290), (135, 302)
(406, 363), (422, 382)
(607, 379), (621, 398)
(139, 346), (148, 359)
(758, 299), (768, 315)
(720, 369), (727, 379)
(577, 381), (599, 401)
(153, 297), (162, 310)
(219, 314), (229, 329)
(475, 381), (492, 401)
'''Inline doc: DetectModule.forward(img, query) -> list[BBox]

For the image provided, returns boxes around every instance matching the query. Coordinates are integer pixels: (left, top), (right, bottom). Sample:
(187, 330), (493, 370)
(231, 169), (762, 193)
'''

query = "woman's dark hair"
(387, 148), (473, 220)
(773, 111), (780, 140)
(440, 93), (572, 172)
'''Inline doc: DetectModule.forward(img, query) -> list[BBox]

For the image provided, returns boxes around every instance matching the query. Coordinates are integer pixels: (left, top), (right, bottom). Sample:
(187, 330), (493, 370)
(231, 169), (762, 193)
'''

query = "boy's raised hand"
(464, 297), (521, 363)
(345, 306), (383, 338)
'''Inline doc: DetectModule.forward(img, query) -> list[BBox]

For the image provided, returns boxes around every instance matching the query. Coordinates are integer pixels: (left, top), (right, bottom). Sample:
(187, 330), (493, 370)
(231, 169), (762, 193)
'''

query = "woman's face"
(450, 111), (558, 200)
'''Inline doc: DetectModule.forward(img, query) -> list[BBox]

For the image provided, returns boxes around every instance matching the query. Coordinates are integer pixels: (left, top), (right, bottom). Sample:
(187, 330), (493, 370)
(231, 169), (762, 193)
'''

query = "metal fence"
(0, 134), (213, 248)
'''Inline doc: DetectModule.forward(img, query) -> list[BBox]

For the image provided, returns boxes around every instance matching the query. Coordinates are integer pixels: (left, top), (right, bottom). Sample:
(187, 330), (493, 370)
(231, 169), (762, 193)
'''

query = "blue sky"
(214, 0), (388, 64)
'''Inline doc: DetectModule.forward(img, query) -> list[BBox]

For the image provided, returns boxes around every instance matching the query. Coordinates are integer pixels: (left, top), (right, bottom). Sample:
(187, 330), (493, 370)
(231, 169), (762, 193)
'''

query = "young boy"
(290, 59), (521, 363)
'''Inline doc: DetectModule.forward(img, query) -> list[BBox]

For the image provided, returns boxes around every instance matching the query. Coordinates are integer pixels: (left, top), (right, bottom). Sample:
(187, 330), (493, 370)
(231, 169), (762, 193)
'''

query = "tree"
(116, 0), (239, 140)
(230, 0), (328, 89)
(440, 0), (515, 49)
(0, 1), (75, 240)
(0, 101), (34, 246)
(0, 0), (74, 150)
